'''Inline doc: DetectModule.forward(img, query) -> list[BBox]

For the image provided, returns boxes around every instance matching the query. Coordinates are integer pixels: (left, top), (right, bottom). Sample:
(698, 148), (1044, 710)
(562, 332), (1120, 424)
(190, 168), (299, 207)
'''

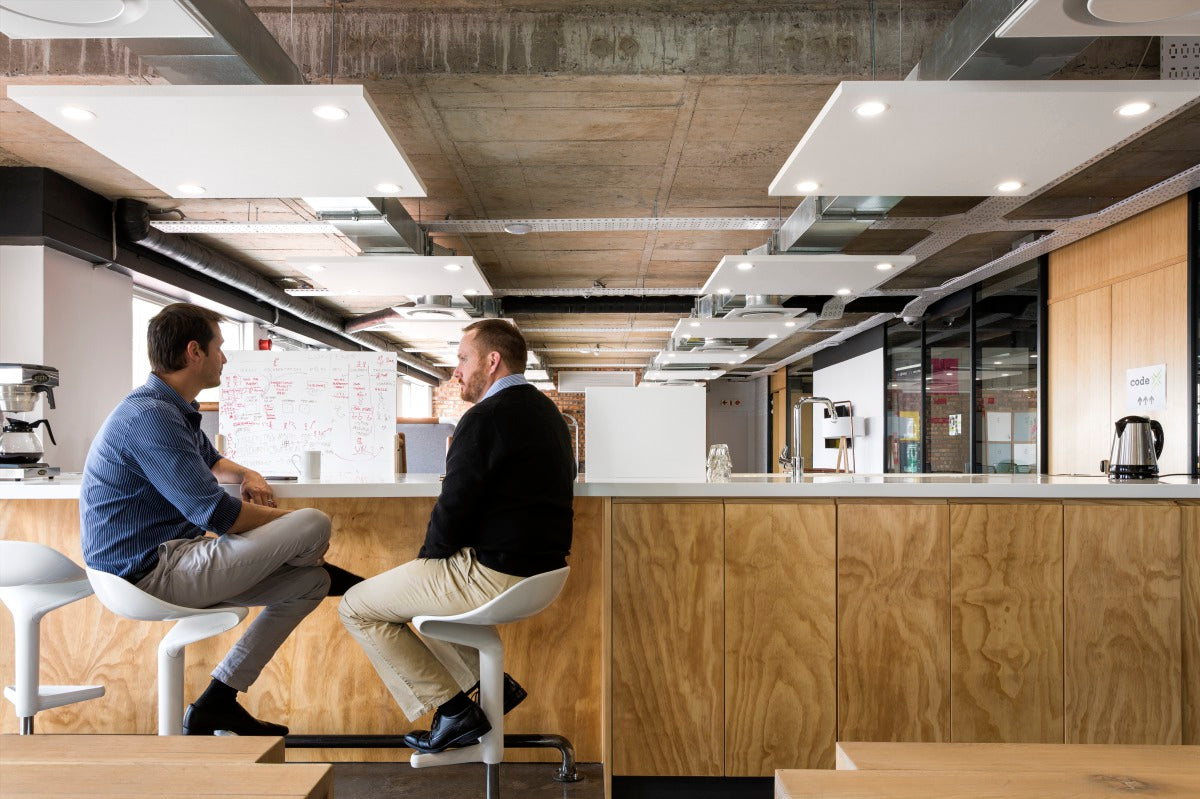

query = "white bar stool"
(0, 541), (105, 734)
(409, 566), (570, 799)
(85, 567), (247, 735)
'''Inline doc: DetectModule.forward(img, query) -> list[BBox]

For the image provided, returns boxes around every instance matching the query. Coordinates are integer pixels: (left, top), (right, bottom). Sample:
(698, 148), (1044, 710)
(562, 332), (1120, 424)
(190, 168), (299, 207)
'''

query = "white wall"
(0, 245), (132, 471)
(706, 377), (768, 473)
(812, 347), (884, 472)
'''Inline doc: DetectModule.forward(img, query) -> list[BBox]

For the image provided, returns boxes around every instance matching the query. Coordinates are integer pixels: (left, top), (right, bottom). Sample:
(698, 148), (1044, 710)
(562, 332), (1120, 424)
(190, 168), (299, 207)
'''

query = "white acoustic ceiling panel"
(671, 317), (805, 340)
(996, 0), (1200, 37)
(657, 350), (757, 366)
(642, 368), (725, 381)
(290, 255), (492, 299)
(0, 0), (211, 39)
(557, 371), (637, 393)
(6, 84), (426, 199)
(701, 254), (917, 296)
(768, 80), (1200, 197)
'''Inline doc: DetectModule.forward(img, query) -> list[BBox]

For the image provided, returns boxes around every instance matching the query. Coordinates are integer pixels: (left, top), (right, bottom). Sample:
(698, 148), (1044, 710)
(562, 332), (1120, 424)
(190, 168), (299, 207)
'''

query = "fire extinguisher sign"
(1126, 364), (1165, 411)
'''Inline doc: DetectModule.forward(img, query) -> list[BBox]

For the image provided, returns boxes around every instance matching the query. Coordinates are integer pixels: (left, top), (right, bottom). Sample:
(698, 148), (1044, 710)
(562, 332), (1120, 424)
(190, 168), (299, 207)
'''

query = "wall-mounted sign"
(1126, 364), (1165, 411)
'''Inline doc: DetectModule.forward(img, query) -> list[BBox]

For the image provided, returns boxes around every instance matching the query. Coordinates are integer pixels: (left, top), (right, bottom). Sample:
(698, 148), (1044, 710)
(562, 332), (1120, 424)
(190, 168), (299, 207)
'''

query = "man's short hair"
(464, 319), (527, 373)
(147, 303), (224, 373)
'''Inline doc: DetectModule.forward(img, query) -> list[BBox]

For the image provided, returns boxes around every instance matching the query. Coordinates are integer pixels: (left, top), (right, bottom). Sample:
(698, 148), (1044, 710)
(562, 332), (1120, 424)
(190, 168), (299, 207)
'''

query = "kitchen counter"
(3, 472), (1196, 499)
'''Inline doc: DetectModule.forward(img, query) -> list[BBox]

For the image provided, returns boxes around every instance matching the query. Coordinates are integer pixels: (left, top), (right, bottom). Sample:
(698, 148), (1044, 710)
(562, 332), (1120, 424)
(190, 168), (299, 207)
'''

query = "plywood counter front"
(2, 475), (1196, 779)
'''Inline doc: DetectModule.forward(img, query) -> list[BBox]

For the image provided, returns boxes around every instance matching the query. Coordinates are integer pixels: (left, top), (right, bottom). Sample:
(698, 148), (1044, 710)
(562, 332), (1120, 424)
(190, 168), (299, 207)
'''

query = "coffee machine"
(0, 363), (61, 480)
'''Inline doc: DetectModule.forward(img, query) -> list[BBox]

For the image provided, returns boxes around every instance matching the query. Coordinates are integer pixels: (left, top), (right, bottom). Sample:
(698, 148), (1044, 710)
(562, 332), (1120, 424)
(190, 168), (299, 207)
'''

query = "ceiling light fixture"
(443, 263), (462, 272)
(853, 100), (888, 117)
(717, 287), (732, 295)
(463, 288), (478, 296)
(59, 106), (95, 121)
(176, 183), (205, 195)
(836, 288), (851, 296)
(875, 262), (893, 271)
(313, 105), (349, 121)
(307, 264), (325, 273)
(736, 262), (754, 271)
(784, 321), (797, 328)
(503, 223), (533, 235)
(689, 321), (701, 328)
(375, 182), (401, 194)
(1116, 101), (1153, 117)
(995, 180), (1024, 193)
(795, 180), (820, 193)
(767, 333), (779, 339)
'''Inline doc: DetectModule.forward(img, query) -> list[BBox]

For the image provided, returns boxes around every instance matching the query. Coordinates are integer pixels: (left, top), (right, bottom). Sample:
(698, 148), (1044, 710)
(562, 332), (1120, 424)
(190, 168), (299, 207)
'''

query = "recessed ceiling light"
(717, 287), (731, 295)
(307, 264), (325, 273)
(784, 321), (797, 328)
(313, 105), (349, 121)
(666, 352), (676, 358)
(995, 180), (1024, 193)
(727, 360), (737, 365)
(875, 262), (893, 271)
(59, 106), (95, 121)
(1116, 101), (1153, 117)
(375, 182), (401, 194)
(503, 223), (532, 235)
(853, 101), (888, 117)
(767, 333), (779, 339)
(836, 288), (851, 296)
(795, 180), (820, 193)
(443, 263), (462, 272)
(463, 288), (478, 296)
(176, 183), (205, 195)
(689, 321), (701, 328)
(736, 262), (754, 271)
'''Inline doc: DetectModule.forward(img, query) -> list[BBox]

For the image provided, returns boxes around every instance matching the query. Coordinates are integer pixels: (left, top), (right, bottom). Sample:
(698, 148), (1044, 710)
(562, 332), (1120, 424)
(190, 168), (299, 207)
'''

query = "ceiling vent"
(697, 337), (748, 352)
(557, 371), (637, 393)
(723, 295), (797, 320)
(394, 295), (471, 321)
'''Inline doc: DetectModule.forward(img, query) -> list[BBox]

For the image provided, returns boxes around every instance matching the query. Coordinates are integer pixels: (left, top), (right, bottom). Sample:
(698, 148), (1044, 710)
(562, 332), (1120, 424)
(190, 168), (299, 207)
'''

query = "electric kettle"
(1107, 415), (1164, 480)
(0, 418), (56, 465)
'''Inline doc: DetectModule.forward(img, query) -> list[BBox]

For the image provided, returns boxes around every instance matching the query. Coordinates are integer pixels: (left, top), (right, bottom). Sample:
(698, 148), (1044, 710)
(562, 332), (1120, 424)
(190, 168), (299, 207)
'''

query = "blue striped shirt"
(80, 374), (243, 578)
(482, 373), (528, 401)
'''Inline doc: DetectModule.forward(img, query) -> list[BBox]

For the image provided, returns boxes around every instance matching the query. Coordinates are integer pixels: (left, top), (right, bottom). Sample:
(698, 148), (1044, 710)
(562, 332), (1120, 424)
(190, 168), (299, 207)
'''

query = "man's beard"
(460, 374), (485, 403)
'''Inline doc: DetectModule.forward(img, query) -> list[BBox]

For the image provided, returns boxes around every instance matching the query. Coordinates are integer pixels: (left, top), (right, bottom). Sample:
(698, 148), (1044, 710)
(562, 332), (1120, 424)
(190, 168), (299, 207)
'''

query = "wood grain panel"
(950, 503), (1064, 743)
(1183, 502), (1200, 746)
(0, 497), (604, 765)
(1110, 261), (1191, 474)
(2, 763), (332, 798)
(1064, 503), (1182, 744)
(1048, 195), (1187, 301)
(0, 734), (285, 764)
(612, 501), (724, 776)
(1047, 288), (1111, 476)
(838, 502), (950, 743)
(725, 502), (836, 775)
(834, 741), (1200, 772)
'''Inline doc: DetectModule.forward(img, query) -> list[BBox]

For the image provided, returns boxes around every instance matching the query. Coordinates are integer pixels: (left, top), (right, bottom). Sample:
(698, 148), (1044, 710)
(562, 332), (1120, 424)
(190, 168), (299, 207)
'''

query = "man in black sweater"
(338, 319), (575, 753)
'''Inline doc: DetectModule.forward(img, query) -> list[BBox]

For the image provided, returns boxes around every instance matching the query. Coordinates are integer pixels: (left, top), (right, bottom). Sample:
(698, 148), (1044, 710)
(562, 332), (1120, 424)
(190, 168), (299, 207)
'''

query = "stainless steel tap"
(791, 396), (836, 482)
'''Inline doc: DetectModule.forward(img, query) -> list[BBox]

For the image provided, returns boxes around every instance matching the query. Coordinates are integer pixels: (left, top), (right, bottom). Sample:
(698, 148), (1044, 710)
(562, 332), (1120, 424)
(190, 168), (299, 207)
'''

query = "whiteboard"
(219, 351), (397, 481)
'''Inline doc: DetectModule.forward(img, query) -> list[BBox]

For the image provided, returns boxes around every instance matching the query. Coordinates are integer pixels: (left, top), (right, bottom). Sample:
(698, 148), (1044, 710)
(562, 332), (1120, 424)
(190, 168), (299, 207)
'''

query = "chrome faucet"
(791, 396), (837, 482)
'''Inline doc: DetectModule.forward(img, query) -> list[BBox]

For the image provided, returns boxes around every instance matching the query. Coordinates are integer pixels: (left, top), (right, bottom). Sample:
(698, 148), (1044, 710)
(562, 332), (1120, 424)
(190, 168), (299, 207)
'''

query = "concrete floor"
(331, 761), (604, 799)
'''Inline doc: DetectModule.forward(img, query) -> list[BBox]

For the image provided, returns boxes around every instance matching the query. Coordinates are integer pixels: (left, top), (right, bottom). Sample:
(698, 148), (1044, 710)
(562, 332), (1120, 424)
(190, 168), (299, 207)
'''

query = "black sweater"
(419, 383), (575, 577)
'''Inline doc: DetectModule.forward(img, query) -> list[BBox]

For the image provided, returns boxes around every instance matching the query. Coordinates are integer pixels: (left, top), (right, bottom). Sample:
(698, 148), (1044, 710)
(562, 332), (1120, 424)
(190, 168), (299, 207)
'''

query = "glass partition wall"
(884, 259), (1043, 474)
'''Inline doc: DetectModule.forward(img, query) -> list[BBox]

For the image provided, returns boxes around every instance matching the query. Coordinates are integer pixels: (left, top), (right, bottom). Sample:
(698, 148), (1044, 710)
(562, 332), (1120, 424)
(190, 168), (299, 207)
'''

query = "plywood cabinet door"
(950, 502), (1064, 743)
(611, 502), (724, 776)
(725, 502), (837, 775)
(838, 501), (951, 743)
(1183, 502), (1200, 746)
(1064, 502), (1182, 744)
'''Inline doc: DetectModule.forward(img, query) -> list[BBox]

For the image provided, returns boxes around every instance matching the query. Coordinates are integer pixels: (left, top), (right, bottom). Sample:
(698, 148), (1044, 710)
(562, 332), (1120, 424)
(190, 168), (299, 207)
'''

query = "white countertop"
(2, 473), (1197, 500)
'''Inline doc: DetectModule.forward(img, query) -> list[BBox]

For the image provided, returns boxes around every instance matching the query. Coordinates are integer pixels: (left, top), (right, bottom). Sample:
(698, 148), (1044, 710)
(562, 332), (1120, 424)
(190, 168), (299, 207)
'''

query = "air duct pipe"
(116, 199), (447, 382)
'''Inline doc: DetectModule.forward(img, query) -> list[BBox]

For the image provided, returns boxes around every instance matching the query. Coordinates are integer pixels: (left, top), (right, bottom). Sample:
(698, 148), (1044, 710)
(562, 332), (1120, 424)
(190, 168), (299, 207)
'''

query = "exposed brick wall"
(432, 371), (640, 472)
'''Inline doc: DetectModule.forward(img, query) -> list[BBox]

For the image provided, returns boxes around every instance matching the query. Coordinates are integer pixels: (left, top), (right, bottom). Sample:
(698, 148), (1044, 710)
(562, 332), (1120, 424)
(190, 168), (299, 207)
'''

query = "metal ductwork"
(775, 195), (900, 253)
(116, 199), (448, 383)
(309, 196), (430, 255)
(124, 0), (304, 85)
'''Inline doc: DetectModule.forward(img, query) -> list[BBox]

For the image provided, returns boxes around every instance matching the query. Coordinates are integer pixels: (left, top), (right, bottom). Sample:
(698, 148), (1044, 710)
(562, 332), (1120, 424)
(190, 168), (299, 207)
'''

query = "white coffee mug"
(291, 450), (321, 481)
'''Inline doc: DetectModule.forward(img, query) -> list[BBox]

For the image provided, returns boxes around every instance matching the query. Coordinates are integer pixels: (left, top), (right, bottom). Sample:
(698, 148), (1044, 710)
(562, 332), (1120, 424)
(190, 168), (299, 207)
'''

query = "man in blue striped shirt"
(82, 303), (332, 736)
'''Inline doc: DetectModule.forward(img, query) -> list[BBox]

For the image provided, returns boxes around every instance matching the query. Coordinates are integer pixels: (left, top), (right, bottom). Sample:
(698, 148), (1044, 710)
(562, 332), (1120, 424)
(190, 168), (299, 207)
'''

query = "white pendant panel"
(289, 255), (492, 299)
(701, 254), (917, 296)
(769, 80), (1200, 197)
(670, 318), (804, 340)
(6, 85), (426, 199)
(0, 0), (211, 39)
(997, 0), (1200, 37)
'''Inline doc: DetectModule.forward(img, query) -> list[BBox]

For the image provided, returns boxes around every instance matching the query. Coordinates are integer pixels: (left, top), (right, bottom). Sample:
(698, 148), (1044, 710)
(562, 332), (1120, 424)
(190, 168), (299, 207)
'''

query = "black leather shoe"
(403, 701), (491, 753)
(183, 702), (289, 736)
(467, 672), (528, 715)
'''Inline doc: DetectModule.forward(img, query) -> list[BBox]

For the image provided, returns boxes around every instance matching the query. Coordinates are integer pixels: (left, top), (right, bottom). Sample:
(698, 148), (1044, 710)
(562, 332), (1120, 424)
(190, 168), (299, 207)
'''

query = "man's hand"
(241, 470), (276, 507)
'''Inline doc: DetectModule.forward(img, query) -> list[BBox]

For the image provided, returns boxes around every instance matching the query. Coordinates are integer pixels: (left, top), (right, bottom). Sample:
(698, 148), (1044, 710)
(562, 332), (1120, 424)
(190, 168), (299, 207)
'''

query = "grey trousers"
(338, 548), (524, 721)
(136, 507), (332, 692)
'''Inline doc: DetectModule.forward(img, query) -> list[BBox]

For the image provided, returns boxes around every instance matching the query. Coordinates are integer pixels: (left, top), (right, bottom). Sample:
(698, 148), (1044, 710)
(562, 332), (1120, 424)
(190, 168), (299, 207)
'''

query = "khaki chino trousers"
(337, 548), (524, 721)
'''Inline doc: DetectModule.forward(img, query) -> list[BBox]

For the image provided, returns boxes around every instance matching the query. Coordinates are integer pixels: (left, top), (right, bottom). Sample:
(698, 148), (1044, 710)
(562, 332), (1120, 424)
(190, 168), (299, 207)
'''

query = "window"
(398, 376), (433, 418)
(131, 295), (246, 402)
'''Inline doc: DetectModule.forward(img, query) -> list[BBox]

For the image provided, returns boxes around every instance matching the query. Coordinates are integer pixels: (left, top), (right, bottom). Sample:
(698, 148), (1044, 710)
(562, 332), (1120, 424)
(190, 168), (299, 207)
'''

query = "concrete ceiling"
(1, 0), (1195, 380)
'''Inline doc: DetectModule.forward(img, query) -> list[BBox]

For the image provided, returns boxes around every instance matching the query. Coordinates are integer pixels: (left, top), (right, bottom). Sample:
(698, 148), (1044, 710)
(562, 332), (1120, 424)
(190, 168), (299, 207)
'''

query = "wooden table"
(776, 767), (1200, 799)
(0, 734), (285, 764)
(0, 763), (332, 799)
(835, 741), (1200, 773)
